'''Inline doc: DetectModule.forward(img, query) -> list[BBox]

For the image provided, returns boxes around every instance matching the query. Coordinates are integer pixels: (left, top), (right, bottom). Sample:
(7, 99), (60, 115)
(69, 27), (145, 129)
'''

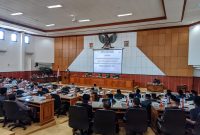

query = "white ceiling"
(0, 0), (199, 36)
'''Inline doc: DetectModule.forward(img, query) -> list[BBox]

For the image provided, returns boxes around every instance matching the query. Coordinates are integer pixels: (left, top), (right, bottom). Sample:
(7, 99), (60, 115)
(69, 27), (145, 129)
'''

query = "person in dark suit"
(36, 86), (46, 96)
(187, 96), (200, 124)
(177, 89), (186, 99)
(141, 94), (152, 108)
(187, 90), (198, 101)
(77, 94), (93, 133)
(124, 98), (142, 123)
(78, 94), (93, 120)
(102, 100), (119, 133)
(114, 89), (125, 100)
(0, 87), (7, 101)
(132, 98), (142, 108)
(165, 89), (172, 97)
(134, 89), (141, 99)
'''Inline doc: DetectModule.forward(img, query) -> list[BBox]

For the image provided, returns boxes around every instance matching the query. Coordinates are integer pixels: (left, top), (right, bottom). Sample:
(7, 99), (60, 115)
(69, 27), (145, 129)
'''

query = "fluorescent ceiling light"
(46, 24), (55, 27)
(117, 13), (133, 17)
(11, 12), (23, 16)
(78, 19), (91, 22)
(47, 5), (62, 9)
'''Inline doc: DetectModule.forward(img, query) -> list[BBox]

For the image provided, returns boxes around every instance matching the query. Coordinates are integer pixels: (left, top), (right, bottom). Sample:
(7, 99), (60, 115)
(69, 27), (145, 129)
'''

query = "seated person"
(93, 92), (100, 102)
(153, 78), (161, 85)
(186, 96), (200, 125)
(103, 94), (116, 104)
(114, 89), (125, 100)
(36, 86), (46, 96)
(165, 89), (172, 97)
(8, 94), (30, 111)
(102, 100), (119, 133)
(92, 84), (99, 93)
(91, 88), (97, 94)
(0, 87), (7, 101)
(134, 89), (141, 98)
(124, 98), (142, 121)
(177, 89), (186, 99)
(77, 94), (93, 120)
(151, 93), (160, 101)
(69, 83), (75, 88)
(166, 95), (180, 109)
(132, 98), (142, 108)
(187, 90), (198, 101)
(141, 94), (152, 108)
(42, 87), (49, 94)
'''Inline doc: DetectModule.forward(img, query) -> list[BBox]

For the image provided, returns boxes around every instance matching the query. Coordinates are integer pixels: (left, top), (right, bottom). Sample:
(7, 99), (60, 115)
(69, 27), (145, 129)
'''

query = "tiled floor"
(29, 122), (156, 135)
(1, 116), (155, 135)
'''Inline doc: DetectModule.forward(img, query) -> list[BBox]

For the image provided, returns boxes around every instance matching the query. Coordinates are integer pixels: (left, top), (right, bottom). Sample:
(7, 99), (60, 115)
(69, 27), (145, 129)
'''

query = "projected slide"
(93, 49), (123, 73)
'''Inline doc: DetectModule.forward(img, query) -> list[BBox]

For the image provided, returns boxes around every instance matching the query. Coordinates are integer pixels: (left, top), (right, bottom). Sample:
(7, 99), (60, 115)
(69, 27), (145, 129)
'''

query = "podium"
(61, 71), (70, 84)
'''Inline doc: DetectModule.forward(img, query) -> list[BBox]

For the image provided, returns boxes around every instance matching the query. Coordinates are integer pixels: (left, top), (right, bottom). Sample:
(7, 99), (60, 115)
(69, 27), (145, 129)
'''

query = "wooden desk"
(70, 76), (134, 90)
(18, 96), (55, 125)
(146, 84), (164, 92)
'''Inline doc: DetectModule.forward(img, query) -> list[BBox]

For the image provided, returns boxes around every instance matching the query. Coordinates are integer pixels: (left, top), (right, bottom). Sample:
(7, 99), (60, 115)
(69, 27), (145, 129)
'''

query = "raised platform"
(70, 76), (134, 90)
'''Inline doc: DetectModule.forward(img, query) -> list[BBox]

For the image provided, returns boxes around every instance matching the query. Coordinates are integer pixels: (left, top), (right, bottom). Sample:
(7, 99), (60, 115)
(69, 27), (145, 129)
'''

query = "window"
(0, 31), (4, 40)
(24, 36), (30, 44)
(11, 33), (17, 42)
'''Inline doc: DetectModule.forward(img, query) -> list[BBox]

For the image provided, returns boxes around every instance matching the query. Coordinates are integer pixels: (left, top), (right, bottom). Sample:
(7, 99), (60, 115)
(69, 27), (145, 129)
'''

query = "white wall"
(189, 25), (200, 65)
(0, 29), (54, 72)
(69, 32), (165, 75)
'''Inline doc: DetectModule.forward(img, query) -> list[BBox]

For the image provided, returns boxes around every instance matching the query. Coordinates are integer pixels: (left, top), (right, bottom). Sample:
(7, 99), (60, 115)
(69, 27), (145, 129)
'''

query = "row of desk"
(70, 76), (134, 90)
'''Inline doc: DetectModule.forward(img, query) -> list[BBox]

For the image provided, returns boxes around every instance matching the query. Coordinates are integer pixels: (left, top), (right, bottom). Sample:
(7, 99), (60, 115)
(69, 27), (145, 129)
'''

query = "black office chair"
(157, 109), (186, 135)
(3, 100), (29, 130)
(193, 113), (200, 135)
(68, 106), (90, 135)
(142, 102), (152, 125)
(93, 109), (116, 135)
(125, 108), (148, 135)
(51, 94), (68, 117)
(0, 100), (5, 124)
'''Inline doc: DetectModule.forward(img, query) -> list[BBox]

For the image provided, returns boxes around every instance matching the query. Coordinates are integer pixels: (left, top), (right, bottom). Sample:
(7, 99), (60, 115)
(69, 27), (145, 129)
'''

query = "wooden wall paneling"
(137, 27), (193, 77)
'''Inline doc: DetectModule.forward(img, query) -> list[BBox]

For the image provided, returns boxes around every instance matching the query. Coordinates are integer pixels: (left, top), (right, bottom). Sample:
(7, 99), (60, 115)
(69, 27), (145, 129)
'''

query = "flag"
(57, 66), (60, 78)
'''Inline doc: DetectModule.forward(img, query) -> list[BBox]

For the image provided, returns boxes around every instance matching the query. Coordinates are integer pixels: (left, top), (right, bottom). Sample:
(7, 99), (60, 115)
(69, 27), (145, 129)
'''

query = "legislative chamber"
(0, 1), (200, 135)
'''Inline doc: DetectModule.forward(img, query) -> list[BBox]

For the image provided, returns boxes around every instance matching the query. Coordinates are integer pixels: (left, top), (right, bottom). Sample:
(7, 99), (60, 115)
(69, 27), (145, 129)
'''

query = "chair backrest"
(3, 100), (20, 120)
(194, 113), (200, 135)
(16, 90), (24, 97)
(93, 109), (116, 135)
(51, 94), (61, 110)
(126, 108), (148, 133)
(0, 100), (4, 117)
(162, 109), (186, 135)
(42, 88), (49, 94)
(68, 106), (89, 130)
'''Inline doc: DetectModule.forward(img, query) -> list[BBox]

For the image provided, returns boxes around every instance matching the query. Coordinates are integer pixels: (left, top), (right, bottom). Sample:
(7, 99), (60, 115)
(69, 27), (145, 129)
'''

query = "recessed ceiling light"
(47, 5), (62, 9)
(78, 19), (91, 22)
(46, 24), (55, 27)
(11, 12), (23, 16)
(117, 13), (133, 17)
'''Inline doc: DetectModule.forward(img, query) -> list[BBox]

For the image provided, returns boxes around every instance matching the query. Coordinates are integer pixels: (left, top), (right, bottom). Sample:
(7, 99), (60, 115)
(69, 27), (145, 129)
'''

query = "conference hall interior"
(0, 0), (200, 135)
